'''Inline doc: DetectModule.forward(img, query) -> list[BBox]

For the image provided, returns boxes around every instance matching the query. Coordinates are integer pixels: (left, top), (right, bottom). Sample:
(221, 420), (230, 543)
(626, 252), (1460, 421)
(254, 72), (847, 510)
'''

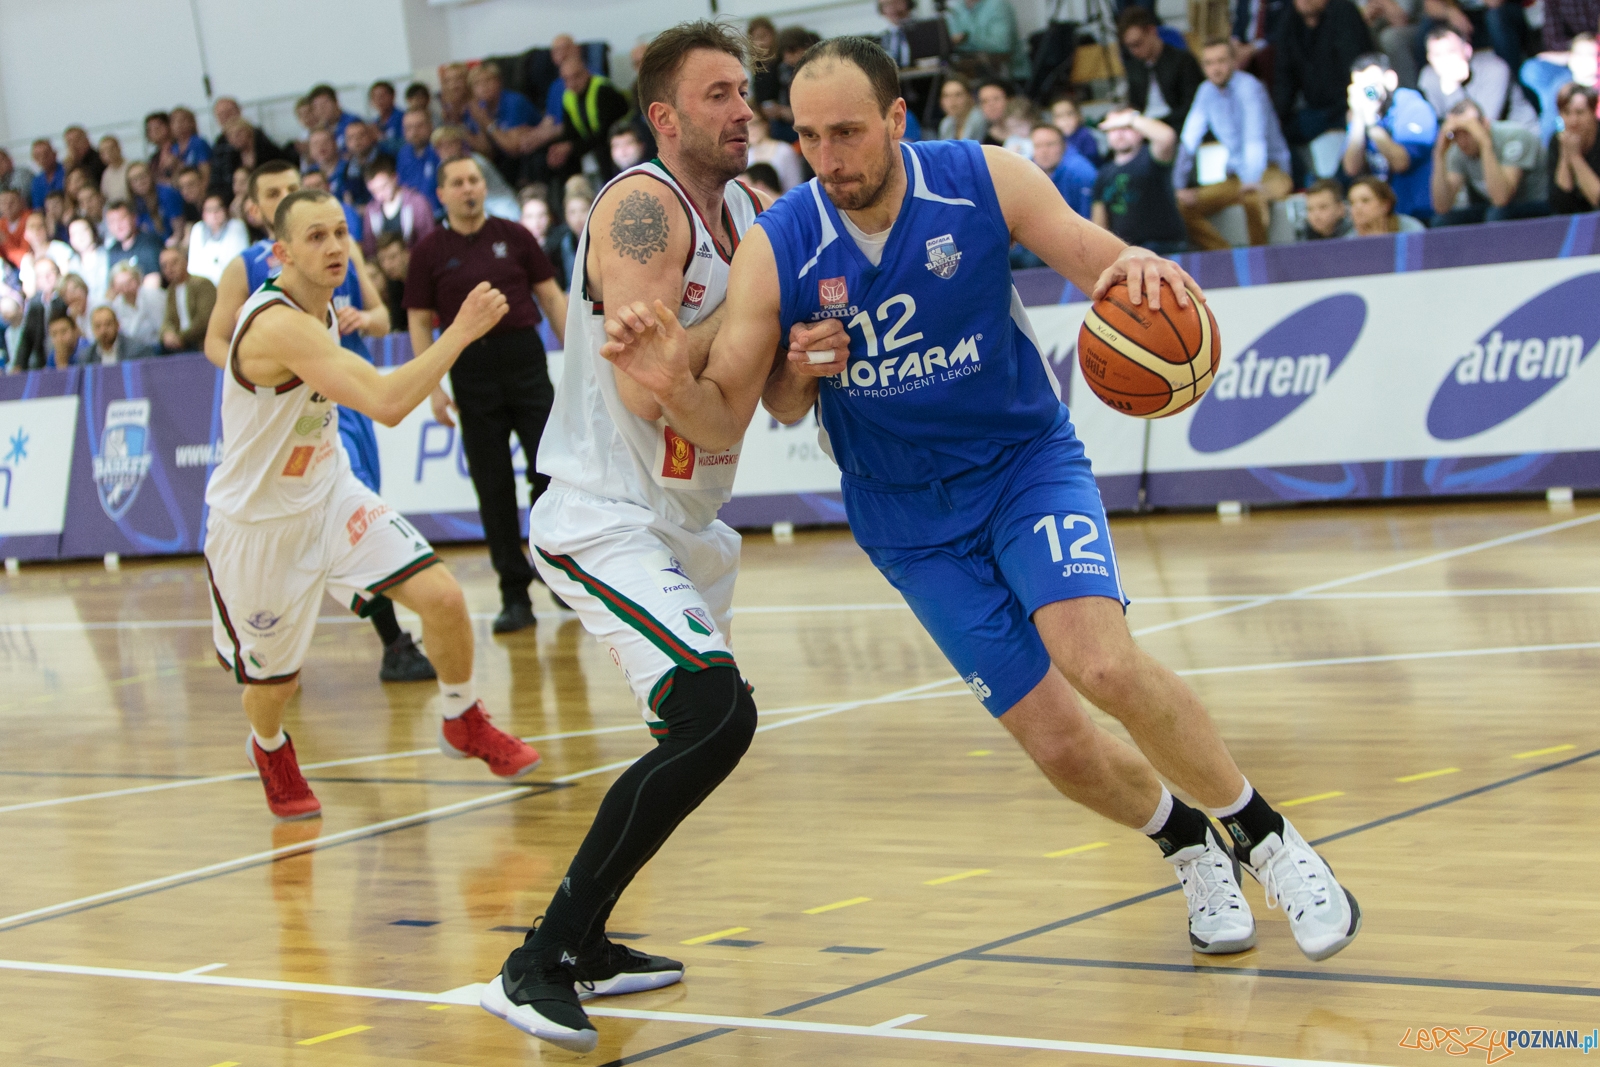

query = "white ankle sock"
(1208, 779), (1254, 819)
(1137, 786), (1175, 836)
(253, 729), (286, 752)
(439, 679), (477, 719)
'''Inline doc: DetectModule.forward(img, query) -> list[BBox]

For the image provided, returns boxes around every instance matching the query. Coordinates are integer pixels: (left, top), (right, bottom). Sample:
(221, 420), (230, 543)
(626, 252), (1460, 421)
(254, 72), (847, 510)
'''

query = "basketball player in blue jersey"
(204, 160), (436, 683)
(602, 37), (1362, 966)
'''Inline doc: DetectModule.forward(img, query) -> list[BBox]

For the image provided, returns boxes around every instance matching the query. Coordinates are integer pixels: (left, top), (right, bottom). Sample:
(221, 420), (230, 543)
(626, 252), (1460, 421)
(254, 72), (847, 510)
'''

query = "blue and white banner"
(0, 396), (79, 539)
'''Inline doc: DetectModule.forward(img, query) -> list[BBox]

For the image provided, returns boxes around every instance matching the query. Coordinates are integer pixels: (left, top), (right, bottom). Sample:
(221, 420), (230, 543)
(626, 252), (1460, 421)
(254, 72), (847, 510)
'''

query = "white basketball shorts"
(205, 470), (440, 684)
(530, 484), (740, 721)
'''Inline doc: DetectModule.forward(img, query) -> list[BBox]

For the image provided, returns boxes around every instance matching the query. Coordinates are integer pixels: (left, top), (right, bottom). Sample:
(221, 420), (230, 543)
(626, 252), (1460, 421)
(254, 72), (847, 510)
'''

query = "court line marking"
(0, 689), (961, 815)
(1278, 792), (1344, 808)
(681, 927), (749, 946)
(12, 584), (1600, 637)
(804, 897), (871, 915)
(1129, 511), (1600, 638)
(181, 962), (227, 975)
(1395, 768), (1460, 783)
(1514, 743), (1574, 759)
(969, 953), (1600, 1001)
(924, 869), (989, 886)
(297, 1024), (370, 1046)
(1044, 841), (1109, 858)
(0, 960), (1402, 1067)
(0, 786), (554, 932)
(764, 745), (1600, 1020)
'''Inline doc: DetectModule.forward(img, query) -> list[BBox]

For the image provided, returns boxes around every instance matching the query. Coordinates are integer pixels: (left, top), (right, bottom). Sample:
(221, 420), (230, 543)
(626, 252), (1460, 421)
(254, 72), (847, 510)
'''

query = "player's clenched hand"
(454, 282), (511, 341)
(1091, 246), (1203, 313)
(785, 318), (849, 377)
(601, 300), (692, 398)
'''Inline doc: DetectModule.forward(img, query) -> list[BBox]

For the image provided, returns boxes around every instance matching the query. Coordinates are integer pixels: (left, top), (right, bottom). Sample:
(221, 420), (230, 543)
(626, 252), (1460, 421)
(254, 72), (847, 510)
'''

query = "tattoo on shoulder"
(611, 190), (670, 265)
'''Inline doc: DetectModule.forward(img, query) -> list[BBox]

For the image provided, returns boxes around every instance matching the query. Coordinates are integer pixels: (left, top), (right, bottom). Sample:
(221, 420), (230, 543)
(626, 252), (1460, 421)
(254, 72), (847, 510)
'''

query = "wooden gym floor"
(1, 498), (1597, 1067)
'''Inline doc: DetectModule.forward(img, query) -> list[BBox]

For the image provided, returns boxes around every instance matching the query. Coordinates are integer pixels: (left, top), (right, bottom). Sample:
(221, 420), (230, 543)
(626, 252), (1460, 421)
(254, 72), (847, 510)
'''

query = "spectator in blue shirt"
(1049, 95), (1102, 164)
(397, 108), (443, 215)
(1176, 37), (1294, 248)
(309, 84), (361, 150)
(337, 121), (390, 208)
(369, 80), (405, 142)
(125, 161), (186, 241)
(304, 128), (345, 199)
(1342, 52), (1438, 219)
(30, 140), (64, 210)
(170, 107), (213, 185)
(1031, 122), (1097, 214)
(463, 61), (540, 180)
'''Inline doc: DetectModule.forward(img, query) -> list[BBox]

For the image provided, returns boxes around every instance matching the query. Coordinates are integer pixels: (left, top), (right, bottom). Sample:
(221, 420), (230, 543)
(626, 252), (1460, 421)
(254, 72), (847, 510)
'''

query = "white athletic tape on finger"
(807, 349), (838, 364)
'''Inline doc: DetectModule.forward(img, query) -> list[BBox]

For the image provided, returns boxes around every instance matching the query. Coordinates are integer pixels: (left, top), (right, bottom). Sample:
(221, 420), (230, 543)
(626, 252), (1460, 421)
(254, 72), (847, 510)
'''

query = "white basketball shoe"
(1167, 826), (1258, 954)
(1241, 818), (1362, 961)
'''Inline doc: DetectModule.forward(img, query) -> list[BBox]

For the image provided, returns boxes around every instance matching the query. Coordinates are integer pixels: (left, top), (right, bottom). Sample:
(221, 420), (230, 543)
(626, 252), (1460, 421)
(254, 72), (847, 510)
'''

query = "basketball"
(1077, 281), (1220, 418)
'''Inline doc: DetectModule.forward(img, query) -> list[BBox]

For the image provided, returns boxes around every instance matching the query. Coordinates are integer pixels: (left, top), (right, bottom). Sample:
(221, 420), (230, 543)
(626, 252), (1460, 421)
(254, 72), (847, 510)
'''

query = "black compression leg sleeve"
(368, 596), (402, 645)
(527, 666), (756, 954)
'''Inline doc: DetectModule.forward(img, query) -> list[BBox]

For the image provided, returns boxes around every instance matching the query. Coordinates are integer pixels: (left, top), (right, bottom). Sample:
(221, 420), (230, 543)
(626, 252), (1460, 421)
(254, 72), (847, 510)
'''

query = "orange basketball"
(1077, 281), (1220, 418)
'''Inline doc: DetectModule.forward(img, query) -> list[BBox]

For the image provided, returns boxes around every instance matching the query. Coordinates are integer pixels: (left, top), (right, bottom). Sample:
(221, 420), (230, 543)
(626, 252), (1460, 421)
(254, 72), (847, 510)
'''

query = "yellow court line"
(1044, 841), (1109, 859)
(924, 869), (990, 886)
(1514, 743), (1575, 759)
(296, 1024), (372, 1046)
(207, 1062), (242, 1067)
(803, 897), (871, 915)
(1279, 791), (1344, 808)
(967, 749), (993, 757)
(426, 1004), (451, 1011)
(1394, 767), (1461, 783)
(681, 926), (750, 946)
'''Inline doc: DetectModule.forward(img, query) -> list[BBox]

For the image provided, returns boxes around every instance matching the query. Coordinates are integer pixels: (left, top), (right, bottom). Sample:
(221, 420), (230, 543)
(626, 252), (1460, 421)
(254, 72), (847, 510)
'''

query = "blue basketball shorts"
(862, 421), (1129, 718)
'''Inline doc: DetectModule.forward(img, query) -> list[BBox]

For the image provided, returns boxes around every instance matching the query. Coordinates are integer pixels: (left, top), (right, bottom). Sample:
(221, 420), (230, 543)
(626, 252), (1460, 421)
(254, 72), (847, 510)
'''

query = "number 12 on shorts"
(1033, 514), (1111, 577)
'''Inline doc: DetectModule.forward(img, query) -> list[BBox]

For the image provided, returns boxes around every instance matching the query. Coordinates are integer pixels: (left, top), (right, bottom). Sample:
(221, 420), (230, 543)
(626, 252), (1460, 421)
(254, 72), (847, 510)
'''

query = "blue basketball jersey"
(757, 140), (1064, 493)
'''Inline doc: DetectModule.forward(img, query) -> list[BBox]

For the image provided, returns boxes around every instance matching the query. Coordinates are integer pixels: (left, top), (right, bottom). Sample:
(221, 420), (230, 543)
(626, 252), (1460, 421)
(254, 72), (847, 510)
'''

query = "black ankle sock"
(1149, 798), (1213, 857)
(528, 864), (611, 956)
(1220, 789), (1285, 856)
(369, 597), (402, 645)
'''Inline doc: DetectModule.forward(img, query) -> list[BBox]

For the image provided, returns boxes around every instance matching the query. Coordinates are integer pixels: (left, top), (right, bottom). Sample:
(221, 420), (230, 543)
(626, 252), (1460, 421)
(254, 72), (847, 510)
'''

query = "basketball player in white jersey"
(476, 21), (845, 1053)
(602, 37), (1360, 976)
(203, 161), (437, 685)
(207, 188), (542, 819)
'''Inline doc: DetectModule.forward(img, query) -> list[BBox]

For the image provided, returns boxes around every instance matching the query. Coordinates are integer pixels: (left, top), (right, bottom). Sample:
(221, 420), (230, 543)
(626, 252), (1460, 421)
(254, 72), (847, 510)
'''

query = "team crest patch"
(818, 276), (849, 310)
(925, 234), (961, 279)
(661, 426), (696, 480)
(92, 399), (153, 521)
(281, 445), (314, 477)
(492, 241), (508, 258)
(683, 607), (714, 636)
(682, 281), (706, 309)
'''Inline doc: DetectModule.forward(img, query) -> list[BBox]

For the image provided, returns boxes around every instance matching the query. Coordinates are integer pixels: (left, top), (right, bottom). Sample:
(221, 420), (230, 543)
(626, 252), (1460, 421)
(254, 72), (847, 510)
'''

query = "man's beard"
(821, 132), (895, 212)
(679, 117), (746, 185)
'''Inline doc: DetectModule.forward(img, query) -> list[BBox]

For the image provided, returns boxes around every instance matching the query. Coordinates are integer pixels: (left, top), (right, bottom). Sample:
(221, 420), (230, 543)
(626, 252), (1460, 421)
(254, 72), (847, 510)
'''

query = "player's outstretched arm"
(602, 227), (785, 454)
(984, 145), (1201, 312)
(203, 255), (249, 369)
(254, 282), (509, 426)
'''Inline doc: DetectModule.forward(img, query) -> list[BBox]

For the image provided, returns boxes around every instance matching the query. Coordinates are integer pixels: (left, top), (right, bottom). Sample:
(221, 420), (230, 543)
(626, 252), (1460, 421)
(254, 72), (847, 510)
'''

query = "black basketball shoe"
(479, 942), (597, 1053)
(577, 938), (685, 1000)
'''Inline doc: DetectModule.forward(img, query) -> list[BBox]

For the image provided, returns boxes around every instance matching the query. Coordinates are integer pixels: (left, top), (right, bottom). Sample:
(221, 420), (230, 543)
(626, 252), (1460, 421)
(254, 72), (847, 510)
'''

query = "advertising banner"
(0, 371), (83, 561)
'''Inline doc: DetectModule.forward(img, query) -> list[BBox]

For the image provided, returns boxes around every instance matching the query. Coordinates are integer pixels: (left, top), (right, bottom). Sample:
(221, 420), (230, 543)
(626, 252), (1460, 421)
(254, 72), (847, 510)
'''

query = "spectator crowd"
(5, 0), (1600, 370)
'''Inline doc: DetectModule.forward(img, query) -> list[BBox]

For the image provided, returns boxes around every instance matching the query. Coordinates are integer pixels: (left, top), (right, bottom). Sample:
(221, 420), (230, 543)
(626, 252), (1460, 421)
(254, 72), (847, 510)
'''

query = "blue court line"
(971, 954), (1600, 1000)
(0, 786), (563, 933)
(603, 745), (1600, 1064)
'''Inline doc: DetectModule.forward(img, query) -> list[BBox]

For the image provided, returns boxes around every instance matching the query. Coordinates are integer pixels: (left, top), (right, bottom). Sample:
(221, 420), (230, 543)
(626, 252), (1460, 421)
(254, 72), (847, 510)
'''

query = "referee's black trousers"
(449, 327), (553, 609)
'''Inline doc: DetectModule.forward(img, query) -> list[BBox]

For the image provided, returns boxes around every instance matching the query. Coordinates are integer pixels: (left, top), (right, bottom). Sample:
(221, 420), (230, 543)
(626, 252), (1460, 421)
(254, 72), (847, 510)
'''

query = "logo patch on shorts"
(245, 610), (281, 632)
(346, 502), (391, 546)
(683, 607), (714, 636)
(682, 281), (706, 309)
(281, 445), (314, 477)
(661, 426), (695, 479)
(819, 276), (849, 310)
(964, 673), (992, 701)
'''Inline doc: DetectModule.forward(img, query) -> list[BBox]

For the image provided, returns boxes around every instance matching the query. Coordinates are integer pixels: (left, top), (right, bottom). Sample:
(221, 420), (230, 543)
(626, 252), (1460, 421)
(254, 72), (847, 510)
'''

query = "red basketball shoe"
(246, 734), (322, 820)
(440, 701), (542, 778)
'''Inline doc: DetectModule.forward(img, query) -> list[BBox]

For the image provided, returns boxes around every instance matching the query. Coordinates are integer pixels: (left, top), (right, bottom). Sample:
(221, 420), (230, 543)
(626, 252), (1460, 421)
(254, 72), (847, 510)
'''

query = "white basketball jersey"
(537, 160), (764, 532)
(205, 280), (346, 523)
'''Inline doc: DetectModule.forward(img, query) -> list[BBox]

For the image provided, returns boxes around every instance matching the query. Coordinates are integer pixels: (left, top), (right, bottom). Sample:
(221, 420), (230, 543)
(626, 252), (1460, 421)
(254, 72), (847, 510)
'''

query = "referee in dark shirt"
(406, 156), (568, 633)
